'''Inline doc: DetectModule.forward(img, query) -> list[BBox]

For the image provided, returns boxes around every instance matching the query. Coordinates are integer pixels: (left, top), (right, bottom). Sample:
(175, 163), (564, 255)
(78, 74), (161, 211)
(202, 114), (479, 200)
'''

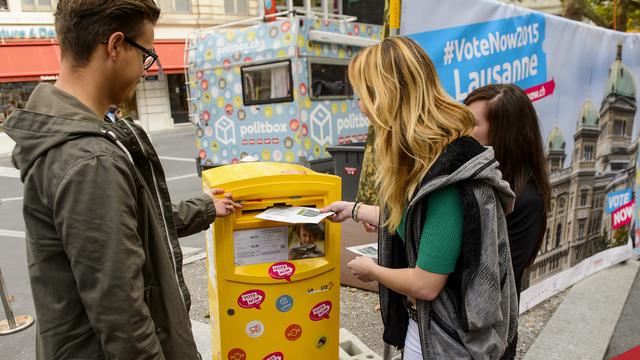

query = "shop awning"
(0, 40), (61, 83)
(0, 39), (186, 83)
(148, 40), (187, 75)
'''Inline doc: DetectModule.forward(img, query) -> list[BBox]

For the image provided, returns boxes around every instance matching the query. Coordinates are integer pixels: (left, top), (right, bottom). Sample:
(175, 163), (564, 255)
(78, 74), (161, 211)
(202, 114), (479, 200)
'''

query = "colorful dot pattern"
(187, 17), (382, 166)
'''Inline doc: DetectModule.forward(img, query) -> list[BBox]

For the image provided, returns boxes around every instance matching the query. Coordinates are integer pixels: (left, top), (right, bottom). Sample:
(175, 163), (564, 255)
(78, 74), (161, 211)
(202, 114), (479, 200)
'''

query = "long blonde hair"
(349, 36), (475, 232)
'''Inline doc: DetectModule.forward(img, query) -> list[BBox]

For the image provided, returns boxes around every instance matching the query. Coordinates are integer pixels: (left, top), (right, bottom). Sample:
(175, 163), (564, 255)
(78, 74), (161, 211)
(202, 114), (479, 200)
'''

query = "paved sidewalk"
(605, 263), (640, 359)
(524, 260), (639, 360)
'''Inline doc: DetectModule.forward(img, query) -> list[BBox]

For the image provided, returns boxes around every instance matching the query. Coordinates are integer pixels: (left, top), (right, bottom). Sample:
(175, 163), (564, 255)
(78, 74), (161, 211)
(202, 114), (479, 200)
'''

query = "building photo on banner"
(401, 0), (640, 312)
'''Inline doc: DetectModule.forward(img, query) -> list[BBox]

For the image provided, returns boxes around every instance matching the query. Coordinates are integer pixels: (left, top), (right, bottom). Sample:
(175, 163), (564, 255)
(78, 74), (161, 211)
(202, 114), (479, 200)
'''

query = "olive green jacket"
(4, 83), (215, 360)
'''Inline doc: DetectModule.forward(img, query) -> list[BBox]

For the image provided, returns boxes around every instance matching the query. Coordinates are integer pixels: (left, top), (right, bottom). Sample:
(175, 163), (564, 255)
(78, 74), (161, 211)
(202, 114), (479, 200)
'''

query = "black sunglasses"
(102, 36), (158, 71)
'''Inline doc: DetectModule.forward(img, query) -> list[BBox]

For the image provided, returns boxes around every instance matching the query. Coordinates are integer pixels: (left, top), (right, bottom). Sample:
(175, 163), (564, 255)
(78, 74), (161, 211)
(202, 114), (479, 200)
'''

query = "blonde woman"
(322, 37), (519, 359)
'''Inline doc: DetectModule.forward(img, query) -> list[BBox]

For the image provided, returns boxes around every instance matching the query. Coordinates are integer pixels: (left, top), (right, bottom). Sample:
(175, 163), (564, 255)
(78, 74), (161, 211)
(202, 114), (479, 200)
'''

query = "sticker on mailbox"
(309, 301), (332, 321)
(228, 348), (247, 360)
(246, 320), (265, 338)
(285, 324), (302, 341)
(263, 352), (284, 360)
(276, 295), (293, 312)
(269, 262), (295, 281)
(238, 289), (266, 310)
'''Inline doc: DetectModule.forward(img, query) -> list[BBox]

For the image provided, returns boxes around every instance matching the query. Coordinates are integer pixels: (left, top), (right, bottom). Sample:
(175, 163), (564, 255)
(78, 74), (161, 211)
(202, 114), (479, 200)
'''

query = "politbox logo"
(309, 301), (332, 321)
(262, 352), (284, 360)
(237, 289), (266, 310)
(310, 105), (332, 145)
(215, 116), (236, 145)
(268, 262), (296, 281)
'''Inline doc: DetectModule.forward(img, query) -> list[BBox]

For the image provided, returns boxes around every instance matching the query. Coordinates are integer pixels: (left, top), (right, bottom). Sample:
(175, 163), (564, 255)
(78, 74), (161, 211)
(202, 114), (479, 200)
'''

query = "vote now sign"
(605, 189), (633, 214)
(612, 199), (635, 230)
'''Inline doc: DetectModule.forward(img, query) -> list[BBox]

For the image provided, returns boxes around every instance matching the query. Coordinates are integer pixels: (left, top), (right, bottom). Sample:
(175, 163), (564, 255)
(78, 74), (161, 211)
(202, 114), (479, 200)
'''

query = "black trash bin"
(327, 143), (366, 202)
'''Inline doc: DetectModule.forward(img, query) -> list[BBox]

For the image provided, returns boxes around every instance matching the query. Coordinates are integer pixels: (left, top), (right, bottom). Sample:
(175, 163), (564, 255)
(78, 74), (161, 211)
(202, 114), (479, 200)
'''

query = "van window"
(309, 59), (352, 100)
(241, 60), (294, 105)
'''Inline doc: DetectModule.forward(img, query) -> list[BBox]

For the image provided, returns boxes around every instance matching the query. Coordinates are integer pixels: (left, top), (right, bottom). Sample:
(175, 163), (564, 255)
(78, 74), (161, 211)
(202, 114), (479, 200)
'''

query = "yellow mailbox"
(201, 162), (341, 360)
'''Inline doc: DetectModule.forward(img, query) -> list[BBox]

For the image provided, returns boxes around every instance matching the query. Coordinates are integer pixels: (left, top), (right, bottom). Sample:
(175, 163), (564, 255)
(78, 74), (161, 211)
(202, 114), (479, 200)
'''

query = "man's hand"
(205, 188), (241, 217)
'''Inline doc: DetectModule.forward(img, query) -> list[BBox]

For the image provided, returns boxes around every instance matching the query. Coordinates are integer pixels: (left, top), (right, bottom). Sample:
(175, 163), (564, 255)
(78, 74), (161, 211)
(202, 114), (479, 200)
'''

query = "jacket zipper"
(120, 121), (188, 310)
(430, 310), (463, 345)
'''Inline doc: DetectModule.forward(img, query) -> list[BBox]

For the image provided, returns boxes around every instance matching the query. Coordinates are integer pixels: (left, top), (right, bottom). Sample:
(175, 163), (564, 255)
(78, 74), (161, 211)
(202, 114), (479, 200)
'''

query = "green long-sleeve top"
(397, 185), (463, 274)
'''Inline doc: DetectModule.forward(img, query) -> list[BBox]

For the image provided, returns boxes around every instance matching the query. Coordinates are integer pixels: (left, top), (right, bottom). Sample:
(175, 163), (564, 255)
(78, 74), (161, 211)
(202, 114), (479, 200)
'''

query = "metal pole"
(287, 0), (293, 12)
(389, 0), (401, 36)
(613, 0), (617, 31)
(0, 265), (34, 335)
(322, 0), (329, 20)
(258, 0), (265, 19)
(383, 343), (391, 360)
(304, 0), (312, 14)
(0, 267), (16, 329)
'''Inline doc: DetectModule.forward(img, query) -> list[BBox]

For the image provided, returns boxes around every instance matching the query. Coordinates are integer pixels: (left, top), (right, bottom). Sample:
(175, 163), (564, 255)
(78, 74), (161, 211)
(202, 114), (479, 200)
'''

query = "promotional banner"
(402, 0), (639, 312)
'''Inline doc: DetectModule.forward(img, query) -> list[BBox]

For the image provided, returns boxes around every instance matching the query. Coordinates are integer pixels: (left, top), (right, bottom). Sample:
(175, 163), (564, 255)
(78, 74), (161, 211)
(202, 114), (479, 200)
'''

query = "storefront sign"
(0, 26), (56, 40)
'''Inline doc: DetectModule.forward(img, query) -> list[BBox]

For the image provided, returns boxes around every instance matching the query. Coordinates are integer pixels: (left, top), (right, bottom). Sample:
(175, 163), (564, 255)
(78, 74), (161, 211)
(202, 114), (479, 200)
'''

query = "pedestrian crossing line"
(0, 167), (20, 179)
(166, 173), (198, 182)
(0, 229), (25, 238)
(158, 156), (195, 163)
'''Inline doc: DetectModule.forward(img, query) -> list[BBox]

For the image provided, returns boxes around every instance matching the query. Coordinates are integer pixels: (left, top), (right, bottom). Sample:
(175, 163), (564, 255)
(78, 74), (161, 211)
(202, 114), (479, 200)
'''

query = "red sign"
(237, 289), (266, 310)
(285, 324), (302, 341)
(344, 167), (358, 176)
(268, 262), (295, 282)
(612, 200), (634, 230)
(228, 348), (247, 360)
(309, 301), (332, 321)
(525, 79), (556, 102)
(263, 352), (284, 360)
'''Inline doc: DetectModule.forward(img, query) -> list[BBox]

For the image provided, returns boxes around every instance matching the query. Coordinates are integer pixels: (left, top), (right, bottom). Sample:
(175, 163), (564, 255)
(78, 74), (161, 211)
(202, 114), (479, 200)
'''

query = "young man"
(3, 1), (239, 358)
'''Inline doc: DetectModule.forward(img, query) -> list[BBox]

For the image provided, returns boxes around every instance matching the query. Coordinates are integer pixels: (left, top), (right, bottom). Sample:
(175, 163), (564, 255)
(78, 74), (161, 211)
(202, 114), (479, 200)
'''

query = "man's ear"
(106, 32), (126, 61)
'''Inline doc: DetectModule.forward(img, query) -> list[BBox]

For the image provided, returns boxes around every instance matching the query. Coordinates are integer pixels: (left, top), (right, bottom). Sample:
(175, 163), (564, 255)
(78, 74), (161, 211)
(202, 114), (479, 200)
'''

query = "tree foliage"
(561, 0), (640, 32)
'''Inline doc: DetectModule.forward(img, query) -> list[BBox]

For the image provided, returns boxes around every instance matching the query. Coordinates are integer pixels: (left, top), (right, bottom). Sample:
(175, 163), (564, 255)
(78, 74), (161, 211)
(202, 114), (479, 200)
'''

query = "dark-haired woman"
(465, 84), (551, 299)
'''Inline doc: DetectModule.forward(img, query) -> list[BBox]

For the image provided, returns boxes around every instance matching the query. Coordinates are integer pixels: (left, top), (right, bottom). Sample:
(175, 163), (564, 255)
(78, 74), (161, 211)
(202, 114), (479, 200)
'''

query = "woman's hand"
(321, 201), (355, 223)
(362, 222), (378, 233)
(206, 188), (242, 217)
(347, 256), (377, 283)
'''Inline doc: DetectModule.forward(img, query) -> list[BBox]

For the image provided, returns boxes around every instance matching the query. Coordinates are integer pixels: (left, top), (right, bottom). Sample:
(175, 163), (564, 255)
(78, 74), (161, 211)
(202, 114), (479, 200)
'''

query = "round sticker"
(276, 295), (293, 312)
(228, 348), (247, 360)
(245, 320), (265, 338)
(285, 324), (302, 341)
(316, 335), (328, 349)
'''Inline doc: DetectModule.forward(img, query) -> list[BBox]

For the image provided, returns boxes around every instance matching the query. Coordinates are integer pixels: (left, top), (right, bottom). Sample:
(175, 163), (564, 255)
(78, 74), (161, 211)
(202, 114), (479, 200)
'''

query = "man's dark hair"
(55, 0), (161, 67)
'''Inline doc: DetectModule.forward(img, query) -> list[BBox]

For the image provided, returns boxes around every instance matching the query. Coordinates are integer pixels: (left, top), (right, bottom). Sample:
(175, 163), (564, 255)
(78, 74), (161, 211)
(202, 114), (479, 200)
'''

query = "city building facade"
(529, 43), (637, 285)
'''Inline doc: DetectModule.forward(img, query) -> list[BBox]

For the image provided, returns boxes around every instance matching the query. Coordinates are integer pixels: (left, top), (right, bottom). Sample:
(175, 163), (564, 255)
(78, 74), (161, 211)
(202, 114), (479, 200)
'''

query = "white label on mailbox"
(234, 227), (289, 266)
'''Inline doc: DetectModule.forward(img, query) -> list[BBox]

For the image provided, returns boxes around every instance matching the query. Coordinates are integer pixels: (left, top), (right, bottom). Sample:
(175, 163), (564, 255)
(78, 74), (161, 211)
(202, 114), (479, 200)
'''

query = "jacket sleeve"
(172, 193), (216, 238)
(54, 155), (165, 360)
